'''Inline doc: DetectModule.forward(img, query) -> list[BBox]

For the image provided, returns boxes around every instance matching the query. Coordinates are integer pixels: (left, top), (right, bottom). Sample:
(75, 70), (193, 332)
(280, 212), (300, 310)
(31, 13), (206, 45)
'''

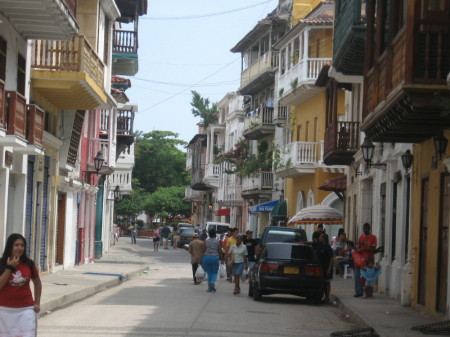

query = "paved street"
(38, 238), (358, 337)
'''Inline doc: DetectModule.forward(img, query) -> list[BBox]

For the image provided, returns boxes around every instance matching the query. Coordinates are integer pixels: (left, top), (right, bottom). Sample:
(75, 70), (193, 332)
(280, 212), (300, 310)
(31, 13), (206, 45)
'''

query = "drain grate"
(411, 320), (450, 335)
(330, 327), (379, 337)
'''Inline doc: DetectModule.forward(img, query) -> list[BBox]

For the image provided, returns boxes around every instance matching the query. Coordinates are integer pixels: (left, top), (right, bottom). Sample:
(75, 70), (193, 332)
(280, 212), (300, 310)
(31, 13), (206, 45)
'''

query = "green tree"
(134, 130), (189, 194)
(144, 186), (190, 222)
(115, 179), (147, 222)
(190, 90), (218, 128)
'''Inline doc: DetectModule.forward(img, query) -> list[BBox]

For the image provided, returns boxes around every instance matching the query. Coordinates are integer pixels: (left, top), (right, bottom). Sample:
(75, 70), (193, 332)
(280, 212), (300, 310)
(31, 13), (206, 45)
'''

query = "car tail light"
(304, 265), (322, 277)
(259, 263), (279, 275)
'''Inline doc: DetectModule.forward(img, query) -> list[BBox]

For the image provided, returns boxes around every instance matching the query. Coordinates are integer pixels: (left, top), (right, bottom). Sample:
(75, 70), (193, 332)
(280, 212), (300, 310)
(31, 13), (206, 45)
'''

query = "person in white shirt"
(228, 235), (248, 295)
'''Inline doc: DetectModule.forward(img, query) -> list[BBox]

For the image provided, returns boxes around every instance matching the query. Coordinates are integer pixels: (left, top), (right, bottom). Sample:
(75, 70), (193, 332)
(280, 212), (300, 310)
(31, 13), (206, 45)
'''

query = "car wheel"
(248, 280), (254, 297)
(253, 282), (262, 301)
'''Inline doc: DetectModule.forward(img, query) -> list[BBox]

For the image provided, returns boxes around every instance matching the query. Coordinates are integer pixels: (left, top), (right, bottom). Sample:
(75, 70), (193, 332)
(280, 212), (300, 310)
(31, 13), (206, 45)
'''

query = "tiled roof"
(111, 76), (131, 88)
(318, 175), (347, 192)
(301, 13), (334, 24)
(111, 88), (129, 104)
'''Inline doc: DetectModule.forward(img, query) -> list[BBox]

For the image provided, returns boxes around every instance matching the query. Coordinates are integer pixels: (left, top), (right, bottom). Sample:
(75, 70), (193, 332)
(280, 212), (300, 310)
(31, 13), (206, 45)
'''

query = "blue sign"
(250, 200), (279, 213)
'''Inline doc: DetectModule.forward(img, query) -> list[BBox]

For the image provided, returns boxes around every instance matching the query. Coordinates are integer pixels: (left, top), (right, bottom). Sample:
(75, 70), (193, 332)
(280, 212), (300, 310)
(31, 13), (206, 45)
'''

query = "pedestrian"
(225, 228), (239, 282)
(130, 226), (137, 244)
(331, 229), (347, 275)
(243, 230), (257, 270)
(188, 233), (205, 285)
(153, 225), (161, 252)
(353, 223), (377, 298)
(360, 258), (382, 299)
(200, 229), (208, 241)
(172, 228), (180, 249)
(314, 233), (333, 303)
(312, 223), (325, 243)
(229, 235), (248, 295)
(0, 233), (42, 337)
(114, 225), (120, 244)
(201, 229), (224, 292)
(161, 224), (171, 250)
(338, 240), (355, 276)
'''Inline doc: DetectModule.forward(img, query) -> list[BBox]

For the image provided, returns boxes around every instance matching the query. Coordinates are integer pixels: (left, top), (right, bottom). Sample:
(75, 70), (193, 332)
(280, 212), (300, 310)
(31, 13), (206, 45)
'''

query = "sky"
(125, 0), (280, 144)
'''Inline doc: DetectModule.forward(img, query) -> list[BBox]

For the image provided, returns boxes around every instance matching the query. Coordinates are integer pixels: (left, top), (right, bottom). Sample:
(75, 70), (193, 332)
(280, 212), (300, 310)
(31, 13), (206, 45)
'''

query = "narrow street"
(38, 238), (358, 337)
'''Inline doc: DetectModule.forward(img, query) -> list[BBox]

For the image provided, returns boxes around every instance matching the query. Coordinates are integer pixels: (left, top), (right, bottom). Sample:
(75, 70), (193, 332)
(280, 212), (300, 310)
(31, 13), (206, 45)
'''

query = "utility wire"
(142, 0), (274, 20)
(133, 77), (239, 87)
(137, 57), (240, 114)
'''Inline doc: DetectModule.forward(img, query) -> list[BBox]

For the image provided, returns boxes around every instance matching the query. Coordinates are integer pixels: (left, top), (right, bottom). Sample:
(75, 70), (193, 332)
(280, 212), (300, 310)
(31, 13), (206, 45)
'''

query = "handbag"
(195, 265), (206, 282)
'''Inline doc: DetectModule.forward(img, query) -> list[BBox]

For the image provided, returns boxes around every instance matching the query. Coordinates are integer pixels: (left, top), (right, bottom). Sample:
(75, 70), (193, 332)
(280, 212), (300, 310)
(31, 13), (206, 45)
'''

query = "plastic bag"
(242, 268), (248, 281)
(195, 265), (206, 282)
(219, 264), (226, 279)
(352, 250), (367, 268)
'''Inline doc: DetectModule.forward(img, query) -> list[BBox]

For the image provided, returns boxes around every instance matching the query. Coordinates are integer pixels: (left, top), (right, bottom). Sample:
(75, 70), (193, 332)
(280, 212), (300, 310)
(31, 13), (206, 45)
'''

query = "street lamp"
(94, 151), (104, 174)
(401, 150), (413, 175)
(434, 133), (448, 160)
(361, 137), (386, 169)
(351, 158), (362, 176)
(114, 185), (121, 201)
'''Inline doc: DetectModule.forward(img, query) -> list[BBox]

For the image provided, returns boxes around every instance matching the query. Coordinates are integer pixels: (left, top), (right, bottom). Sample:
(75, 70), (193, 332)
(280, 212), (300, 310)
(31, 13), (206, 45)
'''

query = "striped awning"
(288, 205), (343, 224)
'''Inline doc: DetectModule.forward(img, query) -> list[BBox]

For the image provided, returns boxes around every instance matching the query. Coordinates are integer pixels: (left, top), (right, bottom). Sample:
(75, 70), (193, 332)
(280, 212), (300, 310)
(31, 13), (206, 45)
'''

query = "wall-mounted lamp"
(351, 158), (362, 176)
(94, 151), (104, 174)
(434, 133), (448, 160)
(361, 137), (387, 169)
(114, 185), (121, 202)
(401, 149), (413, 176)
(208, 204), (213, 210)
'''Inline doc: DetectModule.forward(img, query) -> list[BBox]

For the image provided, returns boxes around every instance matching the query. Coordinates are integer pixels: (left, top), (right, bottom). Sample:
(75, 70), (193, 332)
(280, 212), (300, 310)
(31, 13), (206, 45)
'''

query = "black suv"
(258, 226), (308, 252)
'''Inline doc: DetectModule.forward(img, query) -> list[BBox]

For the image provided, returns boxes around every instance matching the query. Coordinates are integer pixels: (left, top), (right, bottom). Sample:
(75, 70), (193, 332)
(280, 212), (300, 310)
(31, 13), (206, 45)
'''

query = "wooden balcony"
(243, 106), (275, 140)
(0, 0), (78, 40)
(323, 121), (359, 166)
(239, 51), (278, 95)
(26, 104), (45, 147)
(0, 80), (5, 130)
(333, 0), (366, 75)
(112, 29), (139, 76)
(362, 22), (450, 143)
(274, 141), (322, 179)
(5, 91), (26, 140)
(116, 109), (135, 157)
(31, 35), (107, 110)
(241, 171), (273, 199)
(274, 105), (289, 125)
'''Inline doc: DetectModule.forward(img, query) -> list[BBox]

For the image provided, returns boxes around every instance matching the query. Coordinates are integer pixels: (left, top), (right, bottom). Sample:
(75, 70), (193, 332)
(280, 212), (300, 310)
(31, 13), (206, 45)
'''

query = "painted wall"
(291, 0), (323, 23)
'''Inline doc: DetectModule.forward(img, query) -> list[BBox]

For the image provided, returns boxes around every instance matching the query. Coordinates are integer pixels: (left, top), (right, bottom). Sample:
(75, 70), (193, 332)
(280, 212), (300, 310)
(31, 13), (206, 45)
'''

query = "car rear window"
(180, 229), (195, 236)
(216, 225), (229, 234)
(267, 244), (314, 260)
(264, 230), (306, 244)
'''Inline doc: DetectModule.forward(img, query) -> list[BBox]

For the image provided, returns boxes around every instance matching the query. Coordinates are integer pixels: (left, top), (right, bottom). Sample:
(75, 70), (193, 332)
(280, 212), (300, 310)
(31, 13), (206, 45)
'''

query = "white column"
(0, 165), (8, 248)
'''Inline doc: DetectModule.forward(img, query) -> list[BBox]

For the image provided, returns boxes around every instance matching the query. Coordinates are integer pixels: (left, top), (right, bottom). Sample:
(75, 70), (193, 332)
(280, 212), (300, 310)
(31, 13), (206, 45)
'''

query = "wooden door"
(56, 193), (66, 265)
(418, 178), (429, 305)
(437, 174), (450, 312)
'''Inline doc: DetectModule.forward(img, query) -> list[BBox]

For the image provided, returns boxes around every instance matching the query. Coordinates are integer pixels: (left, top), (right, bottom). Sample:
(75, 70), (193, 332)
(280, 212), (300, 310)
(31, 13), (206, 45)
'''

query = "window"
(17, 54), (26, 95)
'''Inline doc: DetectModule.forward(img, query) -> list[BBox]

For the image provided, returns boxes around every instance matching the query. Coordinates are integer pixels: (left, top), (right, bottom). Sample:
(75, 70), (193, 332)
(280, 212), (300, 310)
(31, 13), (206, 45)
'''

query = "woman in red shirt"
(0, 233), (42, 337)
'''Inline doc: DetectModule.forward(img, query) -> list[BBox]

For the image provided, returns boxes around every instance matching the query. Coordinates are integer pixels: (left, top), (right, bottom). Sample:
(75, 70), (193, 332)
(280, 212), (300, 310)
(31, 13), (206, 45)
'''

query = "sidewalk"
(38, 238), (149, 315)
(331, 276), (437, 337)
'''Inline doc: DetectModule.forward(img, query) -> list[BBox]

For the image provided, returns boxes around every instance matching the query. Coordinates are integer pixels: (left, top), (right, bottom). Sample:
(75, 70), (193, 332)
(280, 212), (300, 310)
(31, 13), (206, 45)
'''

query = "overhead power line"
(142, 0), (274, 20)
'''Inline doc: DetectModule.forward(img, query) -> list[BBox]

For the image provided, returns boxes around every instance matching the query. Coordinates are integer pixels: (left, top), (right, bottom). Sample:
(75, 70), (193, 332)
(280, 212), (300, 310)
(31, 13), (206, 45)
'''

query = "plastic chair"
(344, 265), (353, 279)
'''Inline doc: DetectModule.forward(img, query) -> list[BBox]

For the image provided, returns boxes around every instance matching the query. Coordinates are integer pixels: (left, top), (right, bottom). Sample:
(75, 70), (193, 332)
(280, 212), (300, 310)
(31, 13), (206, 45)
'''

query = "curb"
(39, 266), (149, 316)
(331, 293), (371, 331)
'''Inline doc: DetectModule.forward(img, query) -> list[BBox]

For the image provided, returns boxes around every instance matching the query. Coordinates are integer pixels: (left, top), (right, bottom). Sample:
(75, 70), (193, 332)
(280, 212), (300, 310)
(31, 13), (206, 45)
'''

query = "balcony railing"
(32, 35), (105, 89)
(26, 104), (45, 146)
(242, 171), (273, 191)
(324, 121), (360, 155)
(5, 91), (26, 139)
(113, 30), (138, 54)
(278, 57), (332, 96)
(63, 0), (77, 17)
(274, 105), (289, 124)
(111, 170), (132, 193)
(117, 109), (134, 136)
(99, 110), (112, 134)
(241, 51), (279, 89)
(279, 141), (322, 167)
(244, 106), (274, 130)
(184, 187), (203, 201)
(205, 163), (220, 177)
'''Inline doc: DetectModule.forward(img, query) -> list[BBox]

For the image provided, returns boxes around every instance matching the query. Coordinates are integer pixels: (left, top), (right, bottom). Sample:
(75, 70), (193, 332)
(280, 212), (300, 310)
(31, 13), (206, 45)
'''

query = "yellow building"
(273, 1), (344, 239)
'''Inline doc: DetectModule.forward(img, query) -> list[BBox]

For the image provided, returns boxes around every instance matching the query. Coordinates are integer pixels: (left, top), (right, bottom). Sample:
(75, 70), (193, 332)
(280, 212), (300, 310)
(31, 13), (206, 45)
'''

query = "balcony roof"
(0, 0), (78, 40)
(111, 88), (129, 104)
(115, 0), (148, 22)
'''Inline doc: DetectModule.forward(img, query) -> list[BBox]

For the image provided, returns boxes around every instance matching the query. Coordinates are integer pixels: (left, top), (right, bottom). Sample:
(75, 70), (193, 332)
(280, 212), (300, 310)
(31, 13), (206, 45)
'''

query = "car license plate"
(284, 266), (299, 274)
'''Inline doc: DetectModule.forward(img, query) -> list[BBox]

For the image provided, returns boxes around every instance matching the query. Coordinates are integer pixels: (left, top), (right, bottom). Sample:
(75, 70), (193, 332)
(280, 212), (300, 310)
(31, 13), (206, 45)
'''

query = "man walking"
(130, 226), (137, 244)
(161, 224), (171, 249)
(188, 233), (205, 285)
(354, 223), (377, 297)
(243, 230), (257, 270)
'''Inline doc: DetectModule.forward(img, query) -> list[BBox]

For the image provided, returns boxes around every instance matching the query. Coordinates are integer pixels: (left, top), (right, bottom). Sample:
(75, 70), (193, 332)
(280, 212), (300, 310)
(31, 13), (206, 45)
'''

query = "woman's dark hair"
(208, 229), (216, 238)
(337, 228), (345, 237)
(346, 240), (355, 248)
(320, 233), (329, 243)
(0, 233), (36, 278)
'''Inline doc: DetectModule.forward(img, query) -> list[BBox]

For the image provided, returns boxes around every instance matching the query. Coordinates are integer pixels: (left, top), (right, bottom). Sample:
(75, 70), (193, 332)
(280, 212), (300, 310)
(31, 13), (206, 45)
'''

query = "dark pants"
(192, 263), (199, 283)
(131, 234), (137, 244)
